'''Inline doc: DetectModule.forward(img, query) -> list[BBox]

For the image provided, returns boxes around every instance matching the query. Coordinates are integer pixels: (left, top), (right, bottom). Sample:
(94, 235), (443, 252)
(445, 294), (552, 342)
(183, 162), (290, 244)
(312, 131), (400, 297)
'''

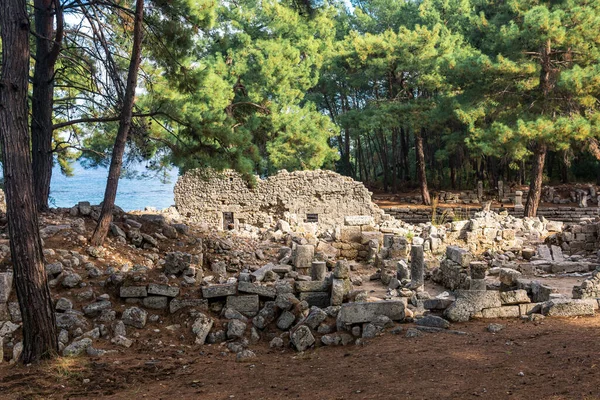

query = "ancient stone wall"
(384, 206), (600, 224)
(175, 169), (385, 231)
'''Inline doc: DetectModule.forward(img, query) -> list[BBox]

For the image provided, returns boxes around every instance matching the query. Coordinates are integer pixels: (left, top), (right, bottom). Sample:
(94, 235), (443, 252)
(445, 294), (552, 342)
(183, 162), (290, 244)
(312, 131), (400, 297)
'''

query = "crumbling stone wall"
(175, 169), (385, 231)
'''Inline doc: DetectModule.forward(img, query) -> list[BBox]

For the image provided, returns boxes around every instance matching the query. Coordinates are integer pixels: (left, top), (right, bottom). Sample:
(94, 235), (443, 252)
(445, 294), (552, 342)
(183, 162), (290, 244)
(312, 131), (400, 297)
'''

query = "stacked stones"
(174, 168), (386, 232)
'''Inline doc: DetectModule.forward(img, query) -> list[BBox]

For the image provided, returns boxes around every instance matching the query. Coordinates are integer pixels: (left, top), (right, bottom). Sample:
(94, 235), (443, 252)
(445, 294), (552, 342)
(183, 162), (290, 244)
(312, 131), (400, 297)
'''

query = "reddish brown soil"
(2, 317), (600, 400)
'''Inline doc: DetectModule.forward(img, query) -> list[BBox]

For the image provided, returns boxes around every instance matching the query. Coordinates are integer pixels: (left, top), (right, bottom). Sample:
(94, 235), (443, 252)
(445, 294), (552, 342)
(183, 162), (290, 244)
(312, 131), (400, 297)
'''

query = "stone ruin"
(174, 168), (386, 233)
(3, 176), (600, 362)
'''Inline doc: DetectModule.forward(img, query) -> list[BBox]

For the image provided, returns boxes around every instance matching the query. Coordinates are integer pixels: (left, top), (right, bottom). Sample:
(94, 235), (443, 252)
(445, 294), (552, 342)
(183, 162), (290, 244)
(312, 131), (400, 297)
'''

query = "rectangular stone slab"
(201, 283), (237, 298)
(238, 281), (277, 298)
(295, 280), (330, 292)
(298, 292), (330, 308)
(148, 283), (180, 298)
(0, 272), (13, 303)
(226, 295), (260, 316)
(338, 300), (405, 324)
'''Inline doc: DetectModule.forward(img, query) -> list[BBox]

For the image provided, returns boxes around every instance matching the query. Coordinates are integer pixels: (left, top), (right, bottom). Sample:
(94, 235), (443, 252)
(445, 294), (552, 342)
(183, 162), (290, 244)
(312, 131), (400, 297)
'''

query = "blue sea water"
(49, 162), (178, 211)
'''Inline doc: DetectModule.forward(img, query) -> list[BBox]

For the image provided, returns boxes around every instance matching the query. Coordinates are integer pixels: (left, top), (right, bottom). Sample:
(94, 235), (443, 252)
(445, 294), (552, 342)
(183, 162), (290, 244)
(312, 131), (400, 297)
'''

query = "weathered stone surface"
(299, 292), (330, 308)
(252, 301), (278, 329)
(169, 299), (208, 314)
(415, 315), (450, 329)
(550, 262), (591, 274)
(238, 281), (276, 298)
(192, 313), (213, 344)
(294, 245), (314, 272)
(331, 279), (345, 306)
(111, 335), (133, 348)
(531, 282), (557, 303)
(337, 301), (405, 325)
(303, 306), (328, 330)
(423, 298), (454, 310)
(500, 290), (530, 305)
(345, 215), (374, 226)
(290, 325), (315, 351)
(277, 311), (296, 330)
(295, 280), (330, 292)
(147, 283), (180, 298)
(226, 295), (260, 316)
(541, 299), (596, 317)
(410, 245), (424, 288)
(0, 272), (13, 303)
(537, 245), (552, 261)
(142, 296), (168, 310)
(251, 263), (275, 282)
(0, 321), (20, 338)
(120, 286), (148, 298)
(227, 319), (247, 340)
(122, 307), (148, 329)
(55, 298), (73, 312)
(469, 279), (486, 291)
(175, 169), (384, 233)
(201, 283), (237, 298)
(63, 338), (92, 357)
(499, 268), (522, 286)
(83, 301), (112, 317)
(311, 261), (327, 281)
(481, 306), (520, 318)
(321, 333), (354, 346)
(446, 246), (472, 267)
(444, 291), (502, 322)
(333, 260), (350, 279)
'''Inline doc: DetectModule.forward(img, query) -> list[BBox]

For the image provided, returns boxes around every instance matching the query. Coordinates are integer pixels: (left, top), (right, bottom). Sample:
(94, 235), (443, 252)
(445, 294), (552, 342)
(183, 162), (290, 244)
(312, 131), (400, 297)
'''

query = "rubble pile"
(0, 192), (599, 364)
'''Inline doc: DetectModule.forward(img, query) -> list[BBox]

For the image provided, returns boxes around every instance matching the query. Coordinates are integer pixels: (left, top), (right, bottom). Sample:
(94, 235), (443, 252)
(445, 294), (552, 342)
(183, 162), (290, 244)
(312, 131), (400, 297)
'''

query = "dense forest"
(5, 0), (600, 216)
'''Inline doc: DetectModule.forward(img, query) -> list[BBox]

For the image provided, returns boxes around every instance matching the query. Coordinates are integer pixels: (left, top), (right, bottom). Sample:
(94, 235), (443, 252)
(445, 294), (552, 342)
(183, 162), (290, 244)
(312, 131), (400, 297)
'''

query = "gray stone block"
(143, 296), (168, 310)
(201, 283), (237, 298)
(444, 290), (502, 322)
(299, 292), (330, 308)
(148, 283), (180, 298)
(238, 281), (277, 298)
(226, 295), (260, 316)
(337, 300), (405, 325)
(120, 286), (148, 298)
(295, 280), (330, 292)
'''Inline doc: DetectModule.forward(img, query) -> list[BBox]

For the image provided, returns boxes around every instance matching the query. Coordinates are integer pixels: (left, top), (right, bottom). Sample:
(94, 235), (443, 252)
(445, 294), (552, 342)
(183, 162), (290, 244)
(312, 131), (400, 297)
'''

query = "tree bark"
(31, 0), (63, 212)
(90, 0), (144, 246)
(524, 142), (547, 217)
(0, 0), (58, 363)
(416, 128), (431, 205)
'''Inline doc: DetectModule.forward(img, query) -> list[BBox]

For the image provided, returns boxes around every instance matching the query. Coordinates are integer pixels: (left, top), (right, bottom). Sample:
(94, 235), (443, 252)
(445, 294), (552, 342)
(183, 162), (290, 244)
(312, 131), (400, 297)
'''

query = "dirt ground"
(2, 317), (600, 400)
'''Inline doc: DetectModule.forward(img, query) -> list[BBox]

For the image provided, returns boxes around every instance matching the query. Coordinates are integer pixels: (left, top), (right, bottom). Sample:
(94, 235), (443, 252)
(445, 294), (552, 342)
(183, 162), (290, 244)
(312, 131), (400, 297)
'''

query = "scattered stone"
(63, 338), (92, 357)
(122, 307), (148, 329)
(192, 313), (214, 345)
(415, 315), (450, 329)
(290, 325), (315, 351)
(487, 323), (504, 333)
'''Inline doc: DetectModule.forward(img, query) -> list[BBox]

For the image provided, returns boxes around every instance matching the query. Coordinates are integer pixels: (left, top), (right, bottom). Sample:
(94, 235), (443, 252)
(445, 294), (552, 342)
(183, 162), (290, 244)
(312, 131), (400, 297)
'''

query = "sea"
(49, 161), (178, 211)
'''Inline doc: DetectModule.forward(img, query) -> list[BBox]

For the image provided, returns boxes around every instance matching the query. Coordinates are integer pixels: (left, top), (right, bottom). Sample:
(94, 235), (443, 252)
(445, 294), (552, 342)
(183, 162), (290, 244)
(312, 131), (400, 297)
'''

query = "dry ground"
(2, 317), (600, 400)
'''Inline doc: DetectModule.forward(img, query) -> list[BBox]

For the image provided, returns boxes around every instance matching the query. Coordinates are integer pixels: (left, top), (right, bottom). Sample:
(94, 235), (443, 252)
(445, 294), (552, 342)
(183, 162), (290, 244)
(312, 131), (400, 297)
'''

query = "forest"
(4, 0), (600, 216)
(1, 0), (600, 363)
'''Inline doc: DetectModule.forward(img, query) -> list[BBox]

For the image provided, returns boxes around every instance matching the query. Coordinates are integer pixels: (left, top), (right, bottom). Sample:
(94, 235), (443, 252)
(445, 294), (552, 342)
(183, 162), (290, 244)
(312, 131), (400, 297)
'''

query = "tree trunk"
(416, 129), (431, 205)
(524, 142), (547, 217)
(90, 0), (144, 246)
(31, 0), (63, 212)
(0, 0), (58, 363)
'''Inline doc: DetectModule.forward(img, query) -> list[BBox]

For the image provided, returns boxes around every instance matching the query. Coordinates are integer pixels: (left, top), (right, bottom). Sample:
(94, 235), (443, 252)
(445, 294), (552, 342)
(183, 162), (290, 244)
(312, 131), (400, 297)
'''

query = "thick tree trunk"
(90, 0), (144, 246)
(415, 129), (431, 205)
(31, 0), (63, 212)
(0, 0), (58, 363)
(524, 142), (547, 217)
